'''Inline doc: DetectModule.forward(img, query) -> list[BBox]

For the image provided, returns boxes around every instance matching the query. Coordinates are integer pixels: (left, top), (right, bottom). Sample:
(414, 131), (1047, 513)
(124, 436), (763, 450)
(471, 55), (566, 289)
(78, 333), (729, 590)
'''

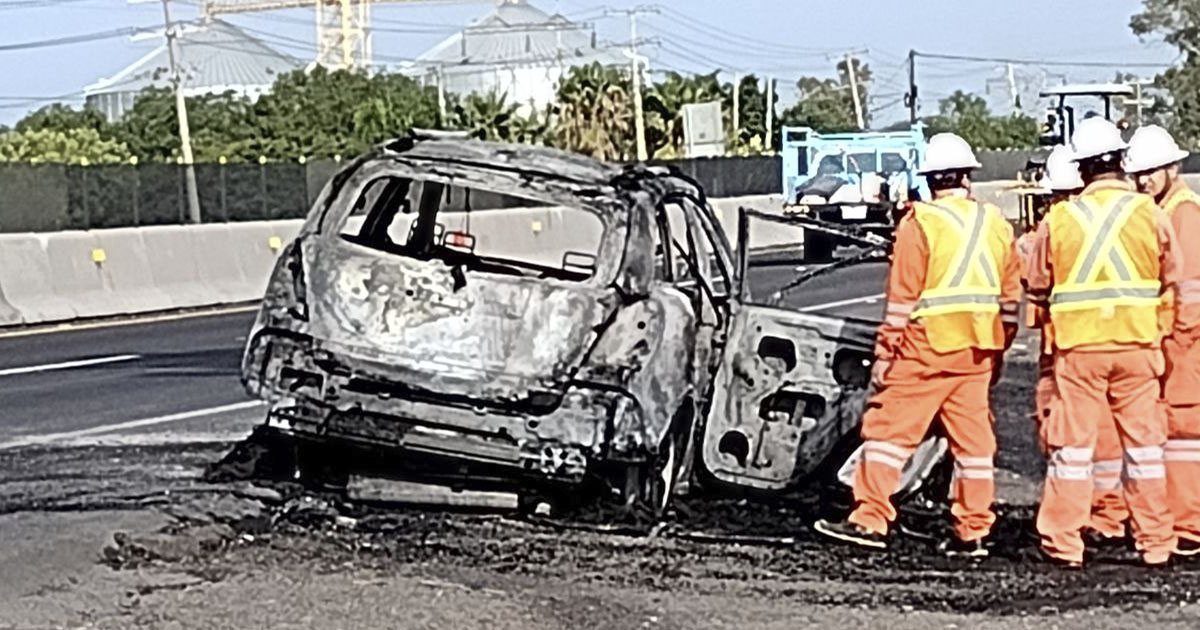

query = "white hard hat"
(1069, 117), (1127, 162)
(1040, 145), (1084, 192)
(1124, 124), (1190, 174)
(918, 133), (982, 174)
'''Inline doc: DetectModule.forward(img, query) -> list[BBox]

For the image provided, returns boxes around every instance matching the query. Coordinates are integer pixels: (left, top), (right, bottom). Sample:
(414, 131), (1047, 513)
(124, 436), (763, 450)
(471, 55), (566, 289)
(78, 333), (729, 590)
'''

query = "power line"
(914, 50), (1171, 69)
(654, 5), (840, 55)
(0, 25), (158, 51)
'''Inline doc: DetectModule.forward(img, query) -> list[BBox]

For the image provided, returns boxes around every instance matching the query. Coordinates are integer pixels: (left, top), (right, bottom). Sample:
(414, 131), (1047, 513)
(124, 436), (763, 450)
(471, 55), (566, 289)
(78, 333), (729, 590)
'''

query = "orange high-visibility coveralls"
(1160, 183), (1200, 545)
(1018, 228), (1129, 539)
(1027, 179), (1181, 565)
(849, 194), (1021, 543)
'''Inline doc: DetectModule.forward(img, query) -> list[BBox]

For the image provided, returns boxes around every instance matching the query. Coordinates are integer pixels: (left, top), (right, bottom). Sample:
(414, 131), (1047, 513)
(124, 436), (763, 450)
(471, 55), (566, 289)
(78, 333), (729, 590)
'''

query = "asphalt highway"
(0, 261), (888, 449)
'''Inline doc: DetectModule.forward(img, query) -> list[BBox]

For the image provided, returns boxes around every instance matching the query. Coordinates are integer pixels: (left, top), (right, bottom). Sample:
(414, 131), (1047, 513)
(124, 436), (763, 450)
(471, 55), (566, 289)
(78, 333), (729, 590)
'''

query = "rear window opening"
(338, 176), (606, 283)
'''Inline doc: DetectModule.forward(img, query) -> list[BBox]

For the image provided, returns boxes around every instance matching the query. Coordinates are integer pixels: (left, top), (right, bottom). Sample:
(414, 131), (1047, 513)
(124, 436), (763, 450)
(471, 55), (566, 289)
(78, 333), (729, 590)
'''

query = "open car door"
(699, 208), (878, 490)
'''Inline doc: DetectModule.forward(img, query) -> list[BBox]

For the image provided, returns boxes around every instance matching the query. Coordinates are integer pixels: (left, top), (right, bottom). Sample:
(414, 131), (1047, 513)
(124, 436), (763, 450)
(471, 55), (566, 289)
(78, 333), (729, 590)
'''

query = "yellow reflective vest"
(910, 198), (1013, 352)
(1165, 187), (1200, 216)
(1047, 190), (1162, 349)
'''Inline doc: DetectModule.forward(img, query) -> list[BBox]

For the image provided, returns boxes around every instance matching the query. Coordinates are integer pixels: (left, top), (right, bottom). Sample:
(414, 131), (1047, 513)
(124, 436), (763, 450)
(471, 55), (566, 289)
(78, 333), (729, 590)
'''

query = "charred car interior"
(241, 135), (914, 515)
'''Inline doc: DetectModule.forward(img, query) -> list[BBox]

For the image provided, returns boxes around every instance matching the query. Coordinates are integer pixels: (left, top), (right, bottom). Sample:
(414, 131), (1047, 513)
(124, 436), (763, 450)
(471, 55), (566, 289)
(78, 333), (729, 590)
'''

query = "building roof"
(416, 0), (626, 69)
(84, 19), (300, 97)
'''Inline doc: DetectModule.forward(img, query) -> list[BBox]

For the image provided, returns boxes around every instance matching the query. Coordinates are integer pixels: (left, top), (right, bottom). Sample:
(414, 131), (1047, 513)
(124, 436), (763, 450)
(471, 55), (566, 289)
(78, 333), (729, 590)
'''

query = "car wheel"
(294, 444), (350, 493)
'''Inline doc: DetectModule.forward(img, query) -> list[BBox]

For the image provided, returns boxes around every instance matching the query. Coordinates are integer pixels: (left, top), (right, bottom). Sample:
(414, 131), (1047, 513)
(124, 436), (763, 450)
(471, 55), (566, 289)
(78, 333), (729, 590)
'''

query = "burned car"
(242, 133), (913, 513)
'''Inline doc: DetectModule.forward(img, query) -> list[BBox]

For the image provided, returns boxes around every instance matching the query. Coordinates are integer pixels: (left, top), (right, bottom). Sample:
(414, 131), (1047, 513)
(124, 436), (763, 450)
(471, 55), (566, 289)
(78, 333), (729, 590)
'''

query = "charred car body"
(242, 134), (918, 511)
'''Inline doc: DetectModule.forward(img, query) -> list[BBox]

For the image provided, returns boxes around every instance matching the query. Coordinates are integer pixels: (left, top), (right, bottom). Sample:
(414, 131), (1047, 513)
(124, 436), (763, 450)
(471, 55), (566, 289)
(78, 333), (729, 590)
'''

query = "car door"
(699, 207), (877, 490)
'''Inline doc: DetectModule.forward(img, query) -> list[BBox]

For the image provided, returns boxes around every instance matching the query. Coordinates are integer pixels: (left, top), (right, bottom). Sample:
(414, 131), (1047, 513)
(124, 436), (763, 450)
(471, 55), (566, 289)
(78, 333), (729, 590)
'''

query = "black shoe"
(1031, 546), (1083, 570)
(1177, 538), (1200, 557)
(939, 537), (989, 559)
(813, 518), (888, 550)
(1083, 528), (1127, 550)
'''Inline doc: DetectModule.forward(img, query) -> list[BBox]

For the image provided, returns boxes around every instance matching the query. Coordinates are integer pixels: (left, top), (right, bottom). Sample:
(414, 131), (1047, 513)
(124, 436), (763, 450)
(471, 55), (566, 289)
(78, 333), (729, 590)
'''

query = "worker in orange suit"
(1126, 125), (1200, 556)
(1026, 117), (1180, 568)
(1019, 146), (1131, 547)
(815, 133), (1022, 558)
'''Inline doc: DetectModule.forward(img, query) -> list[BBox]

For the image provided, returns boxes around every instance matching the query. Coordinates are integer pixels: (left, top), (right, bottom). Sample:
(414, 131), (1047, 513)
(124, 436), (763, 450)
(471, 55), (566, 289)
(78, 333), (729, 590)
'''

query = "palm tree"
(449, 90), (547, 144)
(551, 63), (634, 161)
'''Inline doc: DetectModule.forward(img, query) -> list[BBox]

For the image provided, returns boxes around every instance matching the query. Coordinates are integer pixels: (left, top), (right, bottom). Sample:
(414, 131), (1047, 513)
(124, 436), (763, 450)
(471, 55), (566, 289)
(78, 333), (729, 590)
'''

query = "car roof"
(379, 136), (627, 189)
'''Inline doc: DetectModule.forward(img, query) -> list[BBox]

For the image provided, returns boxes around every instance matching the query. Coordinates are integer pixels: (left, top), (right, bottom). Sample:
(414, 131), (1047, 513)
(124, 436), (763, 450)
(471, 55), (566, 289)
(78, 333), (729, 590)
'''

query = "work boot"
(1026, 546), (1083, 570)
(1176, 537), (1200, 557)
(1083, 528), (1127, 550)
(813, 518), (887, 550)
(939, 537), (988, 559)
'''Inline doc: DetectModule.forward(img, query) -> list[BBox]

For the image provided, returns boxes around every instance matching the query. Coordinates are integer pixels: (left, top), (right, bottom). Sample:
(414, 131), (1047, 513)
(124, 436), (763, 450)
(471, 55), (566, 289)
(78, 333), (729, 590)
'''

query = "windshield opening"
(338, 176), (607, 283)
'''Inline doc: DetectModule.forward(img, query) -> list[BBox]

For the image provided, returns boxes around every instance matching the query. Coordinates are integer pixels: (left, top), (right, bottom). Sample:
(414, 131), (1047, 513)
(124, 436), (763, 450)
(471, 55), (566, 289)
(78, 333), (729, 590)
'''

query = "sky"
(0, 0), (1181, 127)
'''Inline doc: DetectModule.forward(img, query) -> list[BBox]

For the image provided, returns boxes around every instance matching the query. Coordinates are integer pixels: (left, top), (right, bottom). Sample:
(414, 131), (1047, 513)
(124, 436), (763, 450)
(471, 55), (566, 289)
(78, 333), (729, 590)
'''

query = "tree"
(727, 74), (771, 154)
(778, 59), (873, 139)
(1131, 0), (1200, 145)
(0, 127), (132, 164)
(923, 90), (1038, 150)
(448, 90), (547, 144)
(551, 63), (634, 161)
(16, 104), (111, 135)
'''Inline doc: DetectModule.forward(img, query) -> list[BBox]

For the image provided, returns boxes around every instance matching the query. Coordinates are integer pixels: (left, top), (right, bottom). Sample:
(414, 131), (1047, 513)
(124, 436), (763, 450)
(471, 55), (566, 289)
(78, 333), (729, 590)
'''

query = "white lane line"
(798, 292), (887, 313)
(0, 354), (141, 377)
(0, 400), (265, 450)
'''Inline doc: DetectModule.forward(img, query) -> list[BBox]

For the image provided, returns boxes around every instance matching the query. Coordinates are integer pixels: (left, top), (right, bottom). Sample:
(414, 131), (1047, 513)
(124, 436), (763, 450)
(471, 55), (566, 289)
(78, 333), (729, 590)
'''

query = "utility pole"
(845, 52), (864, 130)
(907, 49), (918, 124)
(1005, 63), (1019, 112)
(160, 0), (201, 224)
(765, 77), (774, 153)
(731, 73), (740, 146)
(607, 5), (659, 161)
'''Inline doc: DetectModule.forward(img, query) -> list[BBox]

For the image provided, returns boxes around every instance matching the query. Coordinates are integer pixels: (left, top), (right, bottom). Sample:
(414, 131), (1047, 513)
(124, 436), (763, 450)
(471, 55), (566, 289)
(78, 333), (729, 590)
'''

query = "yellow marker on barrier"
(531, 220), (543, 234)
(268, 236), (283, 251)
(91, 248), (106, 264)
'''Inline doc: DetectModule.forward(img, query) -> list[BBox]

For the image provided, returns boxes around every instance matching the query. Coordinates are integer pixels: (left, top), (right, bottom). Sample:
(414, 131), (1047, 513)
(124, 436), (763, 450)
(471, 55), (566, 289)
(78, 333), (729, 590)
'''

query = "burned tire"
(294, 443), (351, 493)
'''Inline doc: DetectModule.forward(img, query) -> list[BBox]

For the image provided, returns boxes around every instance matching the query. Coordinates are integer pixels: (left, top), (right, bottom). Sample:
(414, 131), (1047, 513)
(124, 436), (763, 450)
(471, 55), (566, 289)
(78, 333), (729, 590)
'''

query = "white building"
(84, 19), (300, 122)
(415, 0), (628, 113)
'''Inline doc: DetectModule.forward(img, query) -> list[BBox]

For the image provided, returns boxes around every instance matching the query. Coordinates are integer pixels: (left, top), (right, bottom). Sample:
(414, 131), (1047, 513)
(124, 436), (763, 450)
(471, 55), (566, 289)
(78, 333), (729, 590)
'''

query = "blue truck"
(780, 124), (928, 261)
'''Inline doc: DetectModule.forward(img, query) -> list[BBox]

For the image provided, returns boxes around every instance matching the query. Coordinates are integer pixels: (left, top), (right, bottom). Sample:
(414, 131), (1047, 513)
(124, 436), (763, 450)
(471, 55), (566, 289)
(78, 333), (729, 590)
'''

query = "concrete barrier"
(138, 226), (220, 309)
(0, 195), (807, 328)
(0, 282), (21, 326)
(0, 233), (76, 323)
(43, 231), (131, 318)
(228, 220), (305, 297)
(90, 227), (175, 313)
(189, 224), (258, 303)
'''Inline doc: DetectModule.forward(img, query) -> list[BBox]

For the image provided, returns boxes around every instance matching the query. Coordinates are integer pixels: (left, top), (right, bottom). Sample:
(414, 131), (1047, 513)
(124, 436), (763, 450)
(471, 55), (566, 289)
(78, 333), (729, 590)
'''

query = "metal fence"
(0, 155), (786, 233)
(7, 151), (1124, 233)
(0, 162), (326, 233)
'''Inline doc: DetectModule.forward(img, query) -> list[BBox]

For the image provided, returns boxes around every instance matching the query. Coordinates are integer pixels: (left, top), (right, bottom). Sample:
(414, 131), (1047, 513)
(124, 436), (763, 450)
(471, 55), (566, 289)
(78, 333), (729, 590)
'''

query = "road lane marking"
(0, 354), (141, 377)
(0, 400), (265, 450)
(0, 304), (258, 339)
(798, 292), (887, 313)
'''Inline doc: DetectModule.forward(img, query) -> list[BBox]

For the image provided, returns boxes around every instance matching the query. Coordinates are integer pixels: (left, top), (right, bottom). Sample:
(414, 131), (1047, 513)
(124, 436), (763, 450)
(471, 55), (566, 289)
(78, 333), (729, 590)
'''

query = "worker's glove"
(871, 359), (892, 391)
(991, 360), (1004, 387)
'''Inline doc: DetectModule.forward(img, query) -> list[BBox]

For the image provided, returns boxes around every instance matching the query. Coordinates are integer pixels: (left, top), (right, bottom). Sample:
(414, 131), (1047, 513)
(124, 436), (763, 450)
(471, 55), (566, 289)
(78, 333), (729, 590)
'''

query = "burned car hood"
(304, 241), (617, 401)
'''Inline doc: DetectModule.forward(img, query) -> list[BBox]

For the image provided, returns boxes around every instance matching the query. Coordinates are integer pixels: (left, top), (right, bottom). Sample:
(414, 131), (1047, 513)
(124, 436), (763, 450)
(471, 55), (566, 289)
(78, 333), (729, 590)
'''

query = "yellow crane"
(202, 0), (488, 71)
